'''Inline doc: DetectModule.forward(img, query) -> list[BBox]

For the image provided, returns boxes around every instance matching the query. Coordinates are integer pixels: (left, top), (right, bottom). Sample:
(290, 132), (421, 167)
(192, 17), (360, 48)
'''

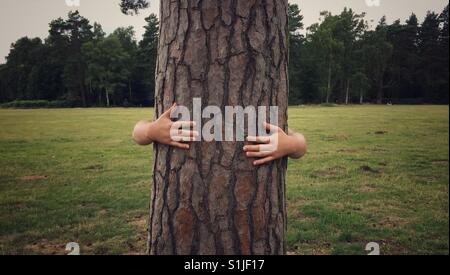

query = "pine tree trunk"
(377, 79), (384, 104)
(148, 0), (289, 255)
(79, 64), (87, 107)
(129, 79), (132, 102)
(326, 56), (332, 104)
(105, 89), (110, 107)
(345, 79), (350, 105)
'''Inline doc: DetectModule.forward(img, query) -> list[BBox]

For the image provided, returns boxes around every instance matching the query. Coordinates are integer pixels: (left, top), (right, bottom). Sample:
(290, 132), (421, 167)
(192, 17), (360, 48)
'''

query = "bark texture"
(148, 0), (289, 255)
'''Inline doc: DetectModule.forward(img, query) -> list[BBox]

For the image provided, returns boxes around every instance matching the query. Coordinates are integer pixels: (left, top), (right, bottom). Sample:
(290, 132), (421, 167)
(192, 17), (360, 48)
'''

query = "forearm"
(287, 129), (307, 159)
(133, 120), (154, 146)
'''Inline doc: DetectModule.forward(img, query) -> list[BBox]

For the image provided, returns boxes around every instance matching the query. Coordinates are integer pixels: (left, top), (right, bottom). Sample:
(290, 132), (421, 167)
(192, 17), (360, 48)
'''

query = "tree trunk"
(105, 89), (110, 107)
(79, 64), (87, 107)
(359, 90), (364, 104)
(345, 79), (350, 105)
(98, 90), (102, 106)
(326, 55), (332, 103)
(376, 79), (384, 104)
(129, 79), (132, 102)
(80, 85), (87, 107)
(149, 0), (289, 255)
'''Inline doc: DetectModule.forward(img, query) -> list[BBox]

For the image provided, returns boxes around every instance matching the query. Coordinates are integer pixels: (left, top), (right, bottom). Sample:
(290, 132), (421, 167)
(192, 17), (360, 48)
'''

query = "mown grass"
(0, 106), (448, 255)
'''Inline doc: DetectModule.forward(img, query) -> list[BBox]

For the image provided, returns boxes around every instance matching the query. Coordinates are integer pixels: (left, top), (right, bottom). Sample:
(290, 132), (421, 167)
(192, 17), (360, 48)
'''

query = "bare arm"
(133, 120), (156, 146)
(286, 129), (307, 159)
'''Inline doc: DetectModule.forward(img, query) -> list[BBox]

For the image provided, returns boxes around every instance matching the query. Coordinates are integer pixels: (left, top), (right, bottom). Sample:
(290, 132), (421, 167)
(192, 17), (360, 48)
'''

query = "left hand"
(244, 122), (294, 166)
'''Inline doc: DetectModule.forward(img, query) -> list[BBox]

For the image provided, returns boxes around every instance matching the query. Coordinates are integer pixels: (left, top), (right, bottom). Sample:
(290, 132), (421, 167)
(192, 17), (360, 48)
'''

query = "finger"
(243, 145), (260, 152)
(246, 136), (271, 144)
(246, 151), (272, 158)
(161, 103), (177, 118)
(244, 144), (275, 152)
(172, 135), (197, 142)
(264, 122), (280, 133)
(259, 144), (276, 152)
(172, 120), (196, 129)
(170, 129), (199, 138)
(254, 156), (275, 166)
(170, 141), (190, 150)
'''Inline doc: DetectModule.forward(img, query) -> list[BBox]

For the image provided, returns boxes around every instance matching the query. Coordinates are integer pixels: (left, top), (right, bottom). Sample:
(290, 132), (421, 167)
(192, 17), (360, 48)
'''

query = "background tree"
(439, 5), (449, 104)
(0, 64), (7, 102)
(288, 4), (304, 33)
(417, 9), (449, 103)
(352, 71), (371, 104)
(288, 4), (304, 105)
(133, 14), (159, 106)
(2, 37), (44, 101)
(111, 26), (137, 105)
(307, 12), (344, 103)
(361, 17), (393, 104)
(334, 8), (366, 104)
(83, 35), (130, 107)
(45, 11), (94, 106)
(384, 15), (420, 102)
(84, 22), (106, 105)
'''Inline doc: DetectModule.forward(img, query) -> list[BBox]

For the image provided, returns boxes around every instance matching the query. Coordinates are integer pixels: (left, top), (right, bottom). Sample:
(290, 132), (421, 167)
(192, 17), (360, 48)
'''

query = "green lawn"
(0, 106), (448, 255)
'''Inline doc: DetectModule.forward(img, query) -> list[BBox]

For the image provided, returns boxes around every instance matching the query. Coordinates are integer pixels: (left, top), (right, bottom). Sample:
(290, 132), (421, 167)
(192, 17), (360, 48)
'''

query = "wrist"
(145, 121), (157, 143)
(285, 135), (298, 157)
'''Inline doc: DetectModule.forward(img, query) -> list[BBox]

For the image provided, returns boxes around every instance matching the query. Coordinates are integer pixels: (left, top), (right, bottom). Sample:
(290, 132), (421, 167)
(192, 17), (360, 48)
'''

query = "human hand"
(244, 122), (303, 166)
(146, 104), (198, 149)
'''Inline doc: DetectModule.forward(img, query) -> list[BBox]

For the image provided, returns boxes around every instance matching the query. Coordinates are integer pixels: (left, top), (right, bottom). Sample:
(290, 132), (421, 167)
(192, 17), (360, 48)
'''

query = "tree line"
(0, 11), (158, 107)
(0, 4), (448, 107)
(288, 4), (449, 105)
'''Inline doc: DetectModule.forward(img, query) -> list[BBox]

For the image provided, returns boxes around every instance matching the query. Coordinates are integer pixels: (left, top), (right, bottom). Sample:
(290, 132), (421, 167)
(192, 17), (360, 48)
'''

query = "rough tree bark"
(149, 0), (289, 255)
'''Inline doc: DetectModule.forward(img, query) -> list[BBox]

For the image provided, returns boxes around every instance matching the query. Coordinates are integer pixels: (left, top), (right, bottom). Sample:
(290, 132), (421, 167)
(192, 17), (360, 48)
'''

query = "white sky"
(0, 0), (448, 63)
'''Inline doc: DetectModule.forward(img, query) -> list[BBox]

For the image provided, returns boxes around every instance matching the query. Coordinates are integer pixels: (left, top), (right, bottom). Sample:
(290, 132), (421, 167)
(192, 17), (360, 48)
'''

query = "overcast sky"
(0, 0), (448, 63)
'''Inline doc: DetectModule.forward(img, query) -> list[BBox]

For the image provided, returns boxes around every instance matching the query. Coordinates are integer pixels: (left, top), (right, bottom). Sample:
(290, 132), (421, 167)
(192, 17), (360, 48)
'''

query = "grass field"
(0, 105), (448, 255)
